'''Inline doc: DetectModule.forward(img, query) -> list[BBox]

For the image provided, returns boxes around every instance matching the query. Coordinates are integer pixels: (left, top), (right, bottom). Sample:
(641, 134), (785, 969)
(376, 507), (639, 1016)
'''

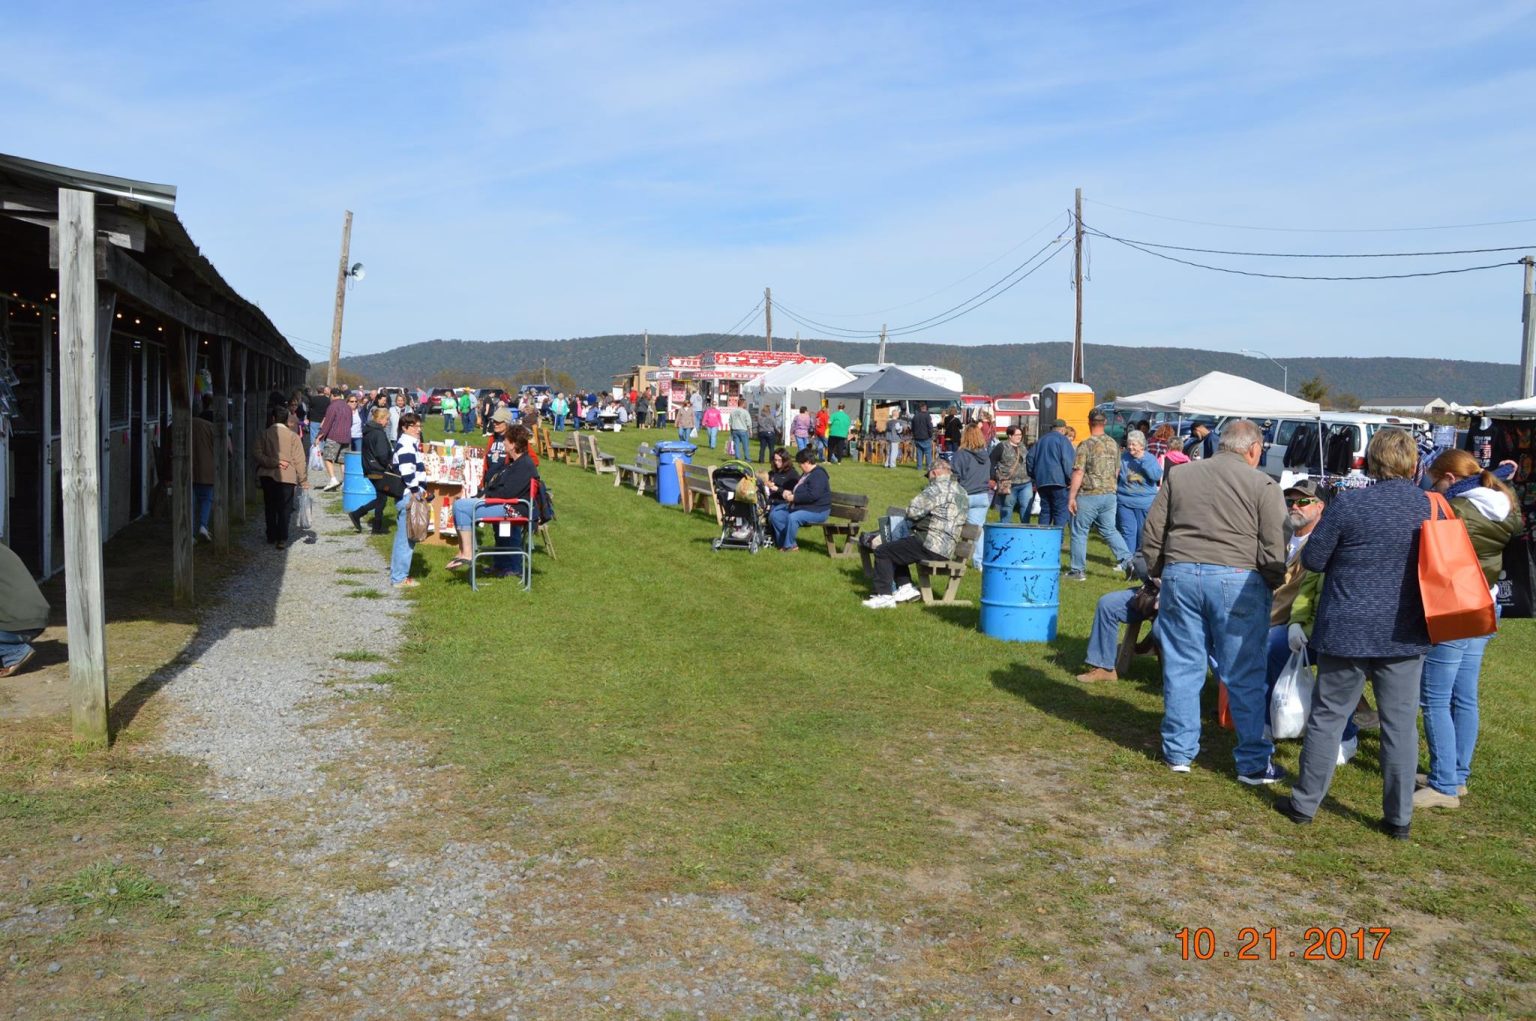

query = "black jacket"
(361, 420), (394, 475)
(910, 412), (933, 441)
(484, 454), (537, 502)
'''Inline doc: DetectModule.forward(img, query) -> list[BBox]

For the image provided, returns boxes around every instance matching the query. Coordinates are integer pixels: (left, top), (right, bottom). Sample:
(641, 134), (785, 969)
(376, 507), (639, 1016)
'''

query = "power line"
(1085, 196), (1536, 234)
(792, 211), (1072, 318)
(1094, 232), (1521, 281)
(717, 298), (764, 339)
(776, 233), (1069, 339)
(776, 242), (1070, 340)
(1081, 226), (1535, 259)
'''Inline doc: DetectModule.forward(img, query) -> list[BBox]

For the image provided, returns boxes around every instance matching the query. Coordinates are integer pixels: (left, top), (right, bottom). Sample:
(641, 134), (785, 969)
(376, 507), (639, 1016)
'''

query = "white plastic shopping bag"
(307, 440), (324, 474)
(296, 488), (314, 530)
(1269, 648), (1315, 740)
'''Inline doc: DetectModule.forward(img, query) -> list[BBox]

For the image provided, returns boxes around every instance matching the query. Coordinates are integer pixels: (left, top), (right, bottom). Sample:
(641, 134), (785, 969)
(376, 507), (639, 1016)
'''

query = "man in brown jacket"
(1140, 419), (1287, 784)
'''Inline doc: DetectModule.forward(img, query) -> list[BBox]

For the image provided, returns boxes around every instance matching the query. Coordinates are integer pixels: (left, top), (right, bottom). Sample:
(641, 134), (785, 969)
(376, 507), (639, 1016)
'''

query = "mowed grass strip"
(388, 420), (1536, 1007)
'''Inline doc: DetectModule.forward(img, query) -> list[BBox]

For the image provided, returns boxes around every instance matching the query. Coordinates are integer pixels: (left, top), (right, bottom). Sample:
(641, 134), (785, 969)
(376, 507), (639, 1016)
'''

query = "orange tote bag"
(1419, 491), (1497, 643)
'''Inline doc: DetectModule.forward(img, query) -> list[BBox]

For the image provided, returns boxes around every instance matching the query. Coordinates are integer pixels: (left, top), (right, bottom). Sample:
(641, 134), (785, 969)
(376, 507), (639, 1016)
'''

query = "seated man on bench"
(862, 457), (967, 609)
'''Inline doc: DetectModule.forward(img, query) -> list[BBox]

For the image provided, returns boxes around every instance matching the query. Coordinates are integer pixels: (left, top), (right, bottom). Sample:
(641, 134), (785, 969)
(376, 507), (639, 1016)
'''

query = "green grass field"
(379, 419), (1536, 1015)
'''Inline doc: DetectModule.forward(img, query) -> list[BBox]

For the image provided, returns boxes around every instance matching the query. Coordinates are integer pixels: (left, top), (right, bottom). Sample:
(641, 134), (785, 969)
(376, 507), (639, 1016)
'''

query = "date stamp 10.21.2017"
(1174, 927), (1392, 961)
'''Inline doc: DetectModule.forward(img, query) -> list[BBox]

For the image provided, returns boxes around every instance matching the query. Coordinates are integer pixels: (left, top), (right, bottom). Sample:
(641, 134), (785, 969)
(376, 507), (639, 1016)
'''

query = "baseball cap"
(1284, 478), (1321, 499)
(1052, 418), (1068, 428)
(491, 407), (514, 425)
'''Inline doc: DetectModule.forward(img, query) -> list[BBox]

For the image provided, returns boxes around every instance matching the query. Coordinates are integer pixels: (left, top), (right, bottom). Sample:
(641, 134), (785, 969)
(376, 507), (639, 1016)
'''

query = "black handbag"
(379, 472), (406, 500)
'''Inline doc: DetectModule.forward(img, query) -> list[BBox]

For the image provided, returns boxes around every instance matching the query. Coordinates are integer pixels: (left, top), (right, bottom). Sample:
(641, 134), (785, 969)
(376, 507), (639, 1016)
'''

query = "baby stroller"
(710, 459), (768, 553)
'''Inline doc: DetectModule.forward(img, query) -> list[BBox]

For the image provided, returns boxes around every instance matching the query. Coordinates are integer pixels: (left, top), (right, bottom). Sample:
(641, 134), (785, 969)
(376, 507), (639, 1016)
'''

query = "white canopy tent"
(1116, 371), (1320, 418)
(742, 361), (857, 443)
(1470, 396), (1536, 419)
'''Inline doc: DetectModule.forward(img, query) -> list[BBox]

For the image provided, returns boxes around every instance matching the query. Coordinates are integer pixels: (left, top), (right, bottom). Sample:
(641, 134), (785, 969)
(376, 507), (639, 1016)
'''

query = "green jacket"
(1452, 491), (1522, 587)
(0, 543), (49, 633)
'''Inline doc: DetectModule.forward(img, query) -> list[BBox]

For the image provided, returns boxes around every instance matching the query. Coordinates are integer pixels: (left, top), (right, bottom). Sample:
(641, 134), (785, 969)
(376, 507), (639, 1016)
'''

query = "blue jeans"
(308, 422), (321, 446)
(768, 504), (829, 549)
(0, 628), (42, 671)
(194, 483), (214, 532)
(757, 434), (774, 462)
(914, 439), (933, 471)
(1116, 501), (1152, 554)
(1265, 626), (1356, 741)
(1037, 485), (1069, 528)
(1086, 588), (1137, 671)
(997, 482), (1033, 524)
(795, 435), (808, 451)
(390, 494), (417, 584)
(966, 492), (990, 567)
(1158, 563), (1274, 773)
(1069, 493), (1132, 572)
(464, 409), (477, 432)
(443, 413), (456, 433)
(706, 427), (719, 448)
(554, 413), (565, 431)
(884, 439), (898, 467)
(678, 426), (693, 442)
(1420, 617), (1496, 794)
(731, 430), (750, 460)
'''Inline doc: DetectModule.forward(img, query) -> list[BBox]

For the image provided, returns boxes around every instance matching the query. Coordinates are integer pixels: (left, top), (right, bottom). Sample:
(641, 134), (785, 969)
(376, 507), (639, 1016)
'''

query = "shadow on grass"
(988, 660), (1165, 763)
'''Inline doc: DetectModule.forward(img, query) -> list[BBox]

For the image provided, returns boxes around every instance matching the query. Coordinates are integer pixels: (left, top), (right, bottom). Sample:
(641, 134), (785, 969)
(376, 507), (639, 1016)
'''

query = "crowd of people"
(4, 376), (1521, 851)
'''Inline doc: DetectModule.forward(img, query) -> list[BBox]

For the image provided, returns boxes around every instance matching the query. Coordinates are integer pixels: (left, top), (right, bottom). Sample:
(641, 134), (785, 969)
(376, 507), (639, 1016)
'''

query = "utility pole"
(795, 331), (801, 355)
(642, 329), (650, 368)
(1072, 187), (1084, 384)
(764, 287), (773, 352)
(326, 210), (354, 388)
(541, 358), (549, 385)
(1521, 256), (1535, 399)
(877, 324), (887, 366)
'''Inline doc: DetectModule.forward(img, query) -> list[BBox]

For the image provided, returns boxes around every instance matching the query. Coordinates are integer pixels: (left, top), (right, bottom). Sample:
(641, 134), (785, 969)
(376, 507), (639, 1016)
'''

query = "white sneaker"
(1336, 735), (1359, 765)
(862, 593), (897, 609)
(197, 527), (212, 542)
(323, 479), (341, 492)
(892, 584), (921, 603)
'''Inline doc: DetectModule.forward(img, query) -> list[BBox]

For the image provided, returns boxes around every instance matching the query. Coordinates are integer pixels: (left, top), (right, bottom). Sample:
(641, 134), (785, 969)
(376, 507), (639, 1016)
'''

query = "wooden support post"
(57, 188), (110, 748)
(233, 347), (248, 521)
(212, 338), (231, 551)
(169, 328), (195, 606)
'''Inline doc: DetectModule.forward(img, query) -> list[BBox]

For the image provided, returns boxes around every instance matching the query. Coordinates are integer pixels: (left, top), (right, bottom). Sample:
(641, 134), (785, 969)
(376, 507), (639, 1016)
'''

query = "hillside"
(337, 335), (1520, 404)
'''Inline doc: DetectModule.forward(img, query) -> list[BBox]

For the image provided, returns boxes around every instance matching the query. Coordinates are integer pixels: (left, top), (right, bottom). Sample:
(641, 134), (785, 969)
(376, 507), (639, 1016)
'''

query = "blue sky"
(6, 0), (1535, 369)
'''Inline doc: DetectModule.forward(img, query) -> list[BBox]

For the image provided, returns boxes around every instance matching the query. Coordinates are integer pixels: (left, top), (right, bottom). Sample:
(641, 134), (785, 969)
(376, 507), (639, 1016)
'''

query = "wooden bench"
(916, 523), (982, 605)
(549, 429), (582, 465)
(819, 491), (869, 558)
(615, 443), (659, 495)
(679, 462), (720, 523)
(585, 433), (617, 475)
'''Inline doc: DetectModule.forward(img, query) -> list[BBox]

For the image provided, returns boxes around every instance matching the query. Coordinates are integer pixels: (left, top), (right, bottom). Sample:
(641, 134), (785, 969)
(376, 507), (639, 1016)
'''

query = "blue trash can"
(979, 523), (1063, 642)
(341, 451), (374, 513)
(653, 441), (697, 506)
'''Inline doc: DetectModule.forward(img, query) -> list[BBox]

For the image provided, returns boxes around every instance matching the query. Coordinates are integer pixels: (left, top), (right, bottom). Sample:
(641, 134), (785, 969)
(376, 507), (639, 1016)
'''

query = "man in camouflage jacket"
(863, 459), (969, 609)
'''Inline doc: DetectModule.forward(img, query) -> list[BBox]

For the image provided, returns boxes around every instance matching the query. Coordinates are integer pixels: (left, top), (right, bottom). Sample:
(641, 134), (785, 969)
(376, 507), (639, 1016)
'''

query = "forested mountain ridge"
(336, 335), (1519, 404)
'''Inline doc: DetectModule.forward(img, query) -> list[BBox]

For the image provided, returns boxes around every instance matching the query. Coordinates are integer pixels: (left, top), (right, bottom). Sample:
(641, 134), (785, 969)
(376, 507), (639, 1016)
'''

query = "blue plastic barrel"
(341, 451), (374, 513)
(979, 523), (1063, 642)
(653, 441), (697, 506)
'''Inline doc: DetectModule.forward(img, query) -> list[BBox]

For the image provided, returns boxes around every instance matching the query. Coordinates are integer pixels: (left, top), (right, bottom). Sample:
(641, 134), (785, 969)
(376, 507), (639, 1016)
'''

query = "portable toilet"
(1037, 382), (1096, 440)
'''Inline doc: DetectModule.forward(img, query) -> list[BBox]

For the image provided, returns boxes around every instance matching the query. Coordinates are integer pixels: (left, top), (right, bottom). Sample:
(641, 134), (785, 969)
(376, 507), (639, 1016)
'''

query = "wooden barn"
(0, 152), (306, 744)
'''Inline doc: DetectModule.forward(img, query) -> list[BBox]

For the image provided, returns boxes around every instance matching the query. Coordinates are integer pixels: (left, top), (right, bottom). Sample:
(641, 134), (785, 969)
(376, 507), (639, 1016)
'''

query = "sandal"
(444, 556), (471, 571)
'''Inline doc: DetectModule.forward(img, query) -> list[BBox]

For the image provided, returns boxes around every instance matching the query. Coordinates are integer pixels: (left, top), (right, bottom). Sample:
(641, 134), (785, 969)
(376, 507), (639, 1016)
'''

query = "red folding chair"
(469, 479), (536, 591)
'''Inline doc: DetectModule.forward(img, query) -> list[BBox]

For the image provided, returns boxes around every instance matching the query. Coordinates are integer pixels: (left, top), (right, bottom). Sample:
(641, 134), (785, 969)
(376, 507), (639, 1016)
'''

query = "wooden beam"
(57, 188), (110, 749)
(169, 328), (195, 606)
(213, 338), (231, 551)
(95, 245), (302, 368)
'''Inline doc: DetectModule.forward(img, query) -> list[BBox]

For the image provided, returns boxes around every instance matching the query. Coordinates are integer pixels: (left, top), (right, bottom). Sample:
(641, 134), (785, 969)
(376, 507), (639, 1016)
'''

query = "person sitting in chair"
(445, 424), (536, 574)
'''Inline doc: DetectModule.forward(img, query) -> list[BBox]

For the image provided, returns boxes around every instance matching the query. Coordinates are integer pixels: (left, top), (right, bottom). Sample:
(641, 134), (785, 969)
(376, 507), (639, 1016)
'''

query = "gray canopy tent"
(825, 367), (962, 429)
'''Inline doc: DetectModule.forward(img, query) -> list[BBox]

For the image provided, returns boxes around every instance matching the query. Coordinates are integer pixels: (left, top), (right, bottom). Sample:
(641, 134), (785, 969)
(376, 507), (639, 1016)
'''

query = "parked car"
(1219, 411), (1430, 480)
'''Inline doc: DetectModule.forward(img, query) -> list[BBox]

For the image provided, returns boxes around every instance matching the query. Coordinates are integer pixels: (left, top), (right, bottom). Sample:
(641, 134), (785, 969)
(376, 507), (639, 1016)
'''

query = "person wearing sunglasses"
(1262, 479), (1361, 766)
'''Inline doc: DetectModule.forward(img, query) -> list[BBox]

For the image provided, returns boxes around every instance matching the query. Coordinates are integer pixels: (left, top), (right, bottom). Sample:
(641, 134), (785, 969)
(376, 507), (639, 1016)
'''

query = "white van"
(1233, 411), (1430, 480)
